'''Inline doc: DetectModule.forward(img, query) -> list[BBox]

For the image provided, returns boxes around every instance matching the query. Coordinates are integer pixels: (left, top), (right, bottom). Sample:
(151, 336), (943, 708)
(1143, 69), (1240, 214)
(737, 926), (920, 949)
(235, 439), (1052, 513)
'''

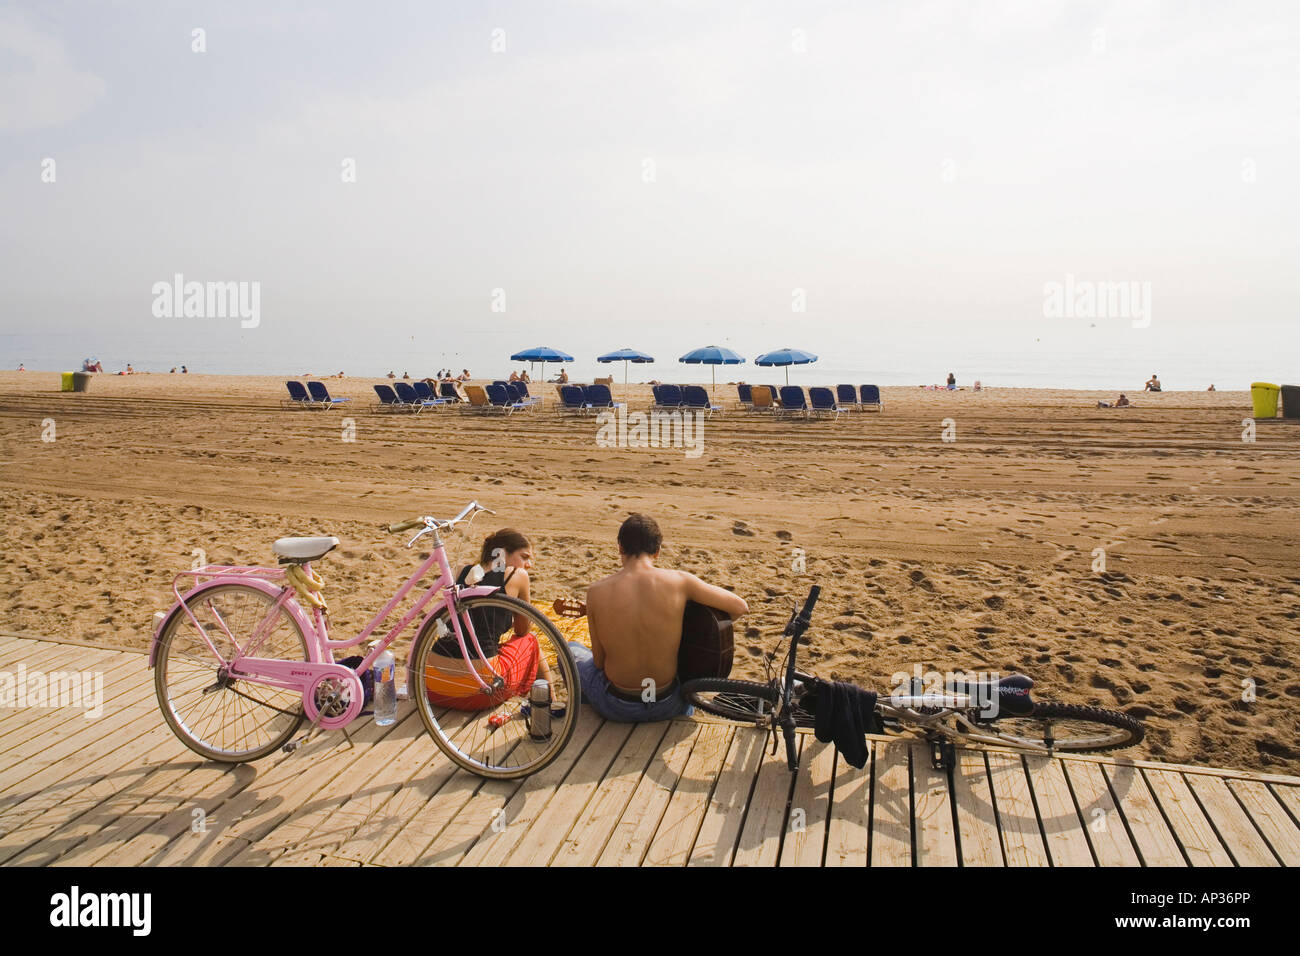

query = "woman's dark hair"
(479, 528), (530, 566)
(618, 513), (662, 557)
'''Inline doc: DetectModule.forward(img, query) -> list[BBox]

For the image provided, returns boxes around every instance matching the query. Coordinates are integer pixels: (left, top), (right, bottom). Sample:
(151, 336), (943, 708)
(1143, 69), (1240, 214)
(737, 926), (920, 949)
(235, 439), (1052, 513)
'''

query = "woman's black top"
(431, 565), (516, 658)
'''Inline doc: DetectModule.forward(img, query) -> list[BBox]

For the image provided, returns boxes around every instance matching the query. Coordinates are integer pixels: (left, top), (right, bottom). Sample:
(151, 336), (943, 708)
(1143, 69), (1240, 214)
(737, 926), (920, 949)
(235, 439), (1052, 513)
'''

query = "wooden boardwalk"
(1, 634), (1298, 866)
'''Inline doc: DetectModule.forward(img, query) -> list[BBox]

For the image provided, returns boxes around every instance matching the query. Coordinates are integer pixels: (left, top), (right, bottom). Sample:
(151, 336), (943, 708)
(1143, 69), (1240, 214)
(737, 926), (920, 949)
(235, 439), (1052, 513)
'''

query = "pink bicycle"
(149, 501), (580, 779)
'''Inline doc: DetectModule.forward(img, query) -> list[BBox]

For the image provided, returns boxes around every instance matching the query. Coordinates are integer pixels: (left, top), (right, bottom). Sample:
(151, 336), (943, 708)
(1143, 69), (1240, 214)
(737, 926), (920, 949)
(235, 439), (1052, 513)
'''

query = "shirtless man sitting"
(571, 514), (748, 722)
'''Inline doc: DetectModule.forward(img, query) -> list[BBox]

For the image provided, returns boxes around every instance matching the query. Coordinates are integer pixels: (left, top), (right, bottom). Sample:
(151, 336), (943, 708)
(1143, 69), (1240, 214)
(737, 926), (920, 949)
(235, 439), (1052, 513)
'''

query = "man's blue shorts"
(568, 642), (694, 722)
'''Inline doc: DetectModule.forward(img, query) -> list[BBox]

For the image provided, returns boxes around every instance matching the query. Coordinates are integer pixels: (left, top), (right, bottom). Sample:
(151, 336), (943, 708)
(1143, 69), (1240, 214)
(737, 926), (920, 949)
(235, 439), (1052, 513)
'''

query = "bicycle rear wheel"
(154, 583), (308, 762)
(681, 678), (816, 728)
(410, 594), (579, 780)
(987, 702), (1144, 753)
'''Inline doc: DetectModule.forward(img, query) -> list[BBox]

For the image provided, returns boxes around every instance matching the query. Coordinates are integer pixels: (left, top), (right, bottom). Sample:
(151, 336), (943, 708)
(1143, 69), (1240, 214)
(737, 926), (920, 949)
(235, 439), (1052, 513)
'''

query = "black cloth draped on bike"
(810, 679), (882, 769)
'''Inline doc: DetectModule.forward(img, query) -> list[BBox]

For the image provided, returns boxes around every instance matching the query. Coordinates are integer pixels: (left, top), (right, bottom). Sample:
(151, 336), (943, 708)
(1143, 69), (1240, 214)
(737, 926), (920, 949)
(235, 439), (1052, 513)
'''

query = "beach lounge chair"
(859, 384), (883, 412)
(485, 383), (528, 415)
(750, 385), (775, 413)
(506, 381), (539, 409)
(836, 384), (860, 411)
(282, 381), (315, 409)
(682, 385), (723, 417)
(558, 384), (592, 414)
(307, 380), (351, 409)
(809, 387), (846, 419)
(462, 384), (493, 413)
(372, 384), (407, 413)
(413, 381), (452, 408)
(585, 383), (623, 412)
(652, 384), (684, 409)
(776, 385), (809, 419)
(393, 381), (441, 413)
(513, 381), (541, 407)
(439, 381), (464, 403)
(737, 383), (753, 410)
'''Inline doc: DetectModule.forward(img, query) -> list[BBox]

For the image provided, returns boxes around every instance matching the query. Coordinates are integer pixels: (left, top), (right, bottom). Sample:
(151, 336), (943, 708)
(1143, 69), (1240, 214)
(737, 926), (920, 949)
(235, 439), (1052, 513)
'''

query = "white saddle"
(273, 536), (340, 562)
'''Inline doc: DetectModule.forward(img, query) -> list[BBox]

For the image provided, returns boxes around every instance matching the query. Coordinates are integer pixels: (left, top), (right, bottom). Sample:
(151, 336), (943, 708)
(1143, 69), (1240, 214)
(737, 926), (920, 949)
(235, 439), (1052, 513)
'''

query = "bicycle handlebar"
(383, 501), (496, 536)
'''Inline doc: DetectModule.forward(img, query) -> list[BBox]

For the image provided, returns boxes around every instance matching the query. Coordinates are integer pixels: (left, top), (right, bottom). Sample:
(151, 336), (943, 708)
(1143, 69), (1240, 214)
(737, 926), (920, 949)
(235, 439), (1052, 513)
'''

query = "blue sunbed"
(682, 385), (723, 416)
(809, 387), (845, 419)
(307, 380), (351, 409)
(776, 385), (809, 419)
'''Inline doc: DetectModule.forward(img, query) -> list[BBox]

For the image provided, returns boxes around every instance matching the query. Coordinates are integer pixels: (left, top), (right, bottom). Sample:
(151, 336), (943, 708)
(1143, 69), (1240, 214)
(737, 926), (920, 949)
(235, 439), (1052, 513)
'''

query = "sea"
(1, 315), (1291, 392)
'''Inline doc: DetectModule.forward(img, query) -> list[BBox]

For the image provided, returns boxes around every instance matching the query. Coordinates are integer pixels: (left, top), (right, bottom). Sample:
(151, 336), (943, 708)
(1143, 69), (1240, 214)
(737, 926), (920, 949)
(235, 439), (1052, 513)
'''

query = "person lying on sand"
(423, 528), (553, 709)
(571, 514), (748, 722)
(1098, 393), (1133, 408)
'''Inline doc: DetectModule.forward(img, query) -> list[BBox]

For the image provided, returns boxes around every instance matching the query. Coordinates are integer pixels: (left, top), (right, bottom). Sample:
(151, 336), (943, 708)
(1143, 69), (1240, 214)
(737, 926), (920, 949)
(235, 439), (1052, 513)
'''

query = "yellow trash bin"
(1251, 382), (1280, 418)
(61, 372), (75, 392)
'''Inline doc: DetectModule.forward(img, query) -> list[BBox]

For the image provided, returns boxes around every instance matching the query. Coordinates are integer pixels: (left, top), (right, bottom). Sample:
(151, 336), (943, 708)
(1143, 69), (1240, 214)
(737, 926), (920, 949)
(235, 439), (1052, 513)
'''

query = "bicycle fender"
(148, 576), (316, 668)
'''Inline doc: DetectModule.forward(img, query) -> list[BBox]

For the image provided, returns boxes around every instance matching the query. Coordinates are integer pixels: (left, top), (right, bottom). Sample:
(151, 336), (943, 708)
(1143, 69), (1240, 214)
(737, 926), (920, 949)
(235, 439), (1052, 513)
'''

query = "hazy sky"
(2, 1), (1298, 372)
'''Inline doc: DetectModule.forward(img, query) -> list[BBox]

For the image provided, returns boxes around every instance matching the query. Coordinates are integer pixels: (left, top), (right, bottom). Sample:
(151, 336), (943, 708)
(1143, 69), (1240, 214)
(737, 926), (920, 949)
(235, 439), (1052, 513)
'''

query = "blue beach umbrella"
(679, 345), (745, 392)
(755, 347), (819, 385)
(597, 348), (655, 399)
(509, 346), (574, 399)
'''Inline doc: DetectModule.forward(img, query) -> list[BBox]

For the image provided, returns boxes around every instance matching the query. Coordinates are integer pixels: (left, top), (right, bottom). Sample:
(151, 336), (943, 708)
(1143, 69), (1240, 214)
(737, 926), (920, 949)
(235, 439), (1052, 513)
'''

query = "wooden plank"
(1142, 769), (1232, 867)
(552, 721), (670, 866)
(1271, 785), (1300, 830)
(273, 712), (473, 866)
(1225, 779), (1300, 866)
(0, 664), (155, 779)
(1061, 759), (1140, 866)
(1024, 754), (1094, 866)
(353, 740), (497, 865)
(45, 761), (236, 866)
(825, 745), (871, 866)
(419, 711), (605, 866)
(596, 721), (700, 866)
(0, 687), (173, 833)
(912, 747), (958, 867)
(145, 710), (402, 866)
(779, 735), (836, 867)
(0, 654), (138, 747)
(491, 721), (634, 866)
(1184, 773), (1279, 866)
(228, 710), (428, 865)
(1102, 762), (1185, 866)
(70, 763), (255, 868)
(951, 750), (1003, 866)
(687, 727), (767, 866)
(640, 721), (734, 866)
(986, 752), (1049, 866)
(869, 740), (912, 866)
(994, 746), (1300, 787)
(0, 717), (193, 863)
(730, 739), (794, 867)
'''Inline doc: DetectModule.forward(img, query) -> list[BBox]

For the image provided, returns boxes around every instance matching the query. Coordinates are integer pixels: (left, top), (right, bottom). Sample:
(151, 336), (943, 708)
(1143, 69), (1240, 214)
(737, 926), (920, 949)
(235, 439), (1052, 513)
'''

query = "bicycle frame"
(148, 531), (506, 714)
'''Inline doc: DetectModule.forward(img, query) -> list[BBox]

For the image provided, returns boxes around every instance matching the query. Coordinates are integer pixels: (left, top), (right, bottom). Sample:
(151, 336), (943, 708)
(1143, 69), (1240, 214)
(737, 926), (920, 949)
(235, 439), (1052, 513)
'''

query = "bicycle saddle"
(273, 536), (340, 563)
(950, 673), (1035, 717)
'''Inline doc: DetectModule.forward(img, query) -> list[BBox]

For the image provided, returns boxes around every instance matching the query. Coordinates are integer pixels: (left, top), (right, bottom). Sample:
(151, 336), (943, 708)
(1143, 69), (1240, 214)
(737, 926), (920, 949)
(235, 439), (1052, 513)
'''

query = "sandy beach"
(1, 370), (1297, 775)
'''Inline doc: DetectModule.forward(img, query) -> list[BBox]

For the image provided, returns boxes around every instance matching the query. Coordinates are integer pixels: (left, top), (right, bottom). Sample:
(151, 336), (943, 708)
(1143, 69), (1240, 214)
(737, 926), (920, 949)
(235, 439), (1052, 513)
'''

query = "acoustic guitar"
(678, 600), (734, 682)
(551, 597), (734, 682)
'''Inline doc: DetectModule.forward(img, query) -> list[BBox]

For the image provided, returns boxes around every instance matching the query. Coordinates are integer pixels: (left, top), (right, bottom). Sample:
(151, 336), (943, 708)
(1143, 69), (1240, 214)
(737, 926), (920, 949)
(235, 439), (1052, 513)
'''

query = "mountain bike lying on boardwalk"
(681, 586), (1144, 772)
(150, 501), (579, 779)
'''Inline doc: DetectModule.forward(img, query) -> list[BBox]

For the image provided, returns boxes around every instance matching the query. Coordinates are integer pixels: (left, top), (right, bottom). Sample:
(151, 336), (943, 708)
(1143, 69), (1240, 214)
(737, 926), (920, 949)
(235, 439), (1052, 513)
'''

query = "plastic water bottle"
(528, 680), (551, 740)
(373, 644), (397, 726)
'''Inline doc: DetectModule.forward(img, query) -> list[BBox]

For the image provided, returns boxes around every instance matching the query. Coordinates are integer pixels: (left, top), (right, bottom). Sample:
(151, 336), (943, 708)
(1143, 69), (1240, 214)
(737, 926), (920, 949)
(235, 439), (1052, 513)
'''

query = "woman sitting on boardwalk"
(424, 528), (552, 709)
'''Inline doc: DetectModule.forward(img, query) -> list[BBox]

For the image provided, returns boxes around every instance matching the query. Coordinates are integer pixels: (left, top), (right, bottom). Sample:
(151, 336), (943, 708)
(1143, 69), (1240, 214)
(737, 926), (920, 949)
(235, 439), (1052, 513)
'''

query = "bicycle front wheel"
(410, 594), (579, 780)
(987, 702), (1144, 753)
(154, 583), (308, 762)
(682, 678), (816, 728)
